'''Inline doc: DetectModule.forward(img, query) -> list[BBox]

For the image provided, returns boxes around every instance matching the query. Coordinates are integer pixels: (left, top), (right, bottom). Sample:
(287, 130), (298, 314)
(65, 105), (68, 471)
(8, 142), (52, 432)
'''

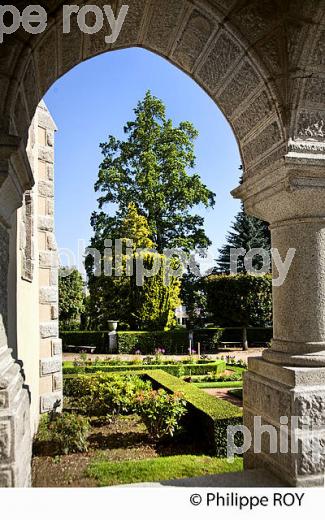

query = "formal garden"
(31, 92), (274, 487)
(32, 354), (245, 487)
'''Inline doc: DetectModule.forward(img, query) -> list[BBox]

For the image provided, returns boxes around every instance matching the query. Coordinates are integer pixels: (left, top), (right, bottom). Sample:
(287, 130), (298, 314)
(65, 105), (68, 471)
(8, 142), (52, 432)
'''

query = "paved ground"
(203, 387), (243, 407)
(63, 348), (265, 363)
(120, 469), (285, 487)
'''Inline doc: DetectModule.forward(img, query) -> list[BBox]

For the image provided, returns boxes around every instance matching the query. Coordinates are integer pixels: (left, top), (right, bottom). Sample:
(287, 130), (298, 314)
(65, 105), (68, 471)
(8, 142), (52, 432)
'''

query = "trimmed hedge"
(61, 327), (272, 354)
(63, 360), (226, 377)
(143, 370), (242, 456)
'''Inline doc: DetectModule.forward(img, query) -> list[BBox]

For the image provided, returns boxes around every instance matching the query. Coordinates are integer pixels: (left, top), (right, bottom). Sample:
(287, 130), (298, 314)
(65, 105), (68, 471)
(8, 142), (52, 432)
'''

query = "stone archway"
(1, 0), (325, 487)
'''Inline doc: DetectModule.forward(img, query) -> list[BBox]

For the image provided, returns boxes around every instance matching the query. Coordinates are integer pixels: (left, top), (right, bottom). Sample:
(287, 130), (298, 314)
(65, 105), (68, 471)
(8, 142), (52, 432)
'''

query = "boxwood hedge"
(143, 370), (243, 456)
(63, 360), (226, 377)
(60, 327), (272, 354)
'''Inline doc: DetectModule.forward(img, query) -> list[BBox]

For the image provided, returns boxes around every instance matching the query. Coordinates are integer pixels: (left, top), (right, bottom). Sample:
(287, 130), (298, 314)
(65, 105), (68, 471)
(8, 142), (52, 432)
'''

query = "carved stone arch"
(3, 0), (289, 182)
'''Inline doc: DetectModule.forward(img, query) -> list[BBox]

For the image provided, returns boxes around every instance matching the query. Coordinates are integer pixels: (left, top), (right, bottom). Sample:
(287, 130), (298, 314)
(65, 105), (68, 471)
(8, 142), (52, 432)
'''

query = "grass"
(195, 381), (243, 389)
(87, 455), (243, 486)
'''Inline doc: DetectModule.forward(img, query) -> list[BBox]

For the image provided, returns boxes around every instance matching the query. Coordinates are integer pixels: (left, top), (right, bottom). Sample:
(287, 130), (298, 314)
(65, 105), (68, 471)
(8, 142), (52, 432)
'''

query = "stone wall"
(35, 102), (62, 414)
(0, 222), (32, 486)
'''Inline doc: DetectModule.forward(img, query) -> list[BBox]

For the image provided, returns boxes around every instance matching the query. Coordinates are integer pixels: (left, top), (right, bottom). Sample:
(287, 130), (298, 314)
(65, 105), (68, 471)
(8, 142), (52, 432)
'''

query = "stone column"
(233, 163), (325, 486)
(0, 134), (34, 487)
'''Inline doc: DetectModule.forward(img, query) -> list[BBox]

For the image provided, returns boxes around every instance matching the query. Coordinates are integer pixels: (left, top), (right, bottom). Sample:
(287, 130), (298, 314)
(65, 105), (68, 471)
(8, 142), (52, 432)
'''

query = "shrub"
(65, 373), (151, 418)
(135, 388), (187, 440)
(61, 327), (273, 354)
(143, 370), (242, 456)
(35, 412), (90, 455)
(63, 360), (226, 377)
(117, 330), (189, 355)
(204, 274), (272, 330)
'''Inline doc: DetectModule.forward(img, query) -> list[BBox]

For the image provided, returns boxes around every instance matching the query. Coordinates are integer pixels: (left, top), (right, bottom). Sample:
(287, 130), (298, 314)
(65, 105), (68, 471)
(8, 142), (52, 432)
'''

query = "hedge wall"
(63, 360), (226, 377)
(61, 327), (272, 354)
(144, 370), (242, 456)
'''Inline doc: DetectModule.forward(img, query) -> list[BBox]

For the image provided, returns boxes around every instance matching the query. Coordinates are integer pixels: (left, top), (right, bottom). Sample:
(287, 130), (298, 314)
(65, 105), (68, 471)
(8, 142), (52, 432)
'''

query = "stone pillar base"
(108, 332), (117, 353)
(244, 357), (325, 487)
(0, 347), (32, 487)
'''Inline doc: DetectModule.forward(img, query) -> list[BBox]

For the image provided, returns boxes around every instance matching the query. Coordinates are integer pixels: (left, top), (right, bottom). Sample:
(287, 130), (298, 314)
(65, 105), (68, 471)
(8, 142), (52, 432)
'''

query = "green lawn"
(87, 455), (243, 486)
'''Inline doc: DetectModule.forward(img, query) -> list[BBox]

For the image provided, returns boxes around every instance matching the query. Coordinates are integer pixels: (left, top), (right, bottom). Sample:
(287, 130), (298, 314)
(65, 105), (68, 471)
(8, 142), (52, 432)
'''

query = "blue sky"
(44, 47), (241, 273)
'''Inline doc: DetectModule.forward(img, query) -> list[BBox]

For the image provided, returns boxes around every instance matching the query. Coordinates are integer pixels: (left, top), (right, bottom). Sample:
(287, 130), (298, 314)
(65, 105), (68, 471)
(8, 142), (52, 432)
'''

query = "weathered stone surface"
(0, 421), (11, 461)
(112, 0), (145, 48)
(52, 339), (62, 356)
(217, 59), (262, 116)
(230, 0), (279, 44)
(143, 0), (186, 54)
(49, 268), (58, 286)
(232, 90), (273, 141)
(38, 182), (54, 199)
(196, 30), (242, 93)
(35, 28), (58, 94)
(39, 251), (59, 269)
(173, 10), (214, 71)
(46, 233), (57, 251)
(40, 321), (59, 339)
(296, 111), (325, 141)
(40, 357), (61, 376)
(51, 305), (59, 320)
(39, 287), (58, 304)
(40, 393), (62, 413)
(53, 373), (63, 391)
(242, 121), (282, 165)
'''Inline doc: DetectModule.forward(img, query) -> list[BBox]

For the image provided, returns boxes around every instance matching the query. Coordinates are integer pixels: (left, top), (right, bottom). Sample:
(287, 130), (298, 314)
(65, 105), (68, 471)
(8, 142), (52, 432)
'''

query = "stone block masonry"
(36, 102), (63, 414)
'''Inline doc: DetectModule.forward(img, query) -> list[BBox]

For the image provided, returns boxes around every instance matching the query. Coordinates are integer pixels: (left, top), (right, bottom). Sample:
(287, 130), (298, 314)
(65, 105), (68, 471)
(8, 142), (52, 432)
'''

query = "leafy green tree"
(180, 271), (207, 327)
(59, 268), (85, 330)
(216, 203), (271, 274)
(91, 90), (215, 253)
(204, 274), (272, 350)
(87, 204), (181, 331)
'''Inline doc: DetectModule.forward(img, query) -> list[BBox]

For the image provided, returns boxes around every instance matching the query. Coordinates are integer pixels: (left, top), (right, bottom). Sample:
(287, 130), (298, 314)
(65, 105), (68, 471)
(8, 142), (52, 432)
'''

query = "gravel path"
(63, 348), (265, 363)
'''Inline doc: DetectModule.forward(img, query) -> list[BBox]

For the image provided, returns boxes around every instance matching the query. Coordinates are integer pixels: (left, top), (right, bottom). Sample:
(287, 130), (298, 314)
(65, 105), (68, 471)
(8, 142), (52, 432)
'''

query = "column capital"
(232, 159), (325, 224)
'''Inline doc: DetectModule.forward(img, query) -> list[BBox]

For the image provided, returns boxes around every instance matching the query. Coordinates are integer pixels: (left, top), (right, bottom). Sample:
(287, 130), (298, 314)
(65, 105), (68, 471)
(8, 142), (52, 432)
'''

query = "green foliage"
(91, 90), (215, 253)
(180, 271), (207, 326)
(87, 455), (243, 487)
(87, 203), (181, 331)
(117, 329), (189, 354)
(144, 370), (242, 456)
(35, 412), (90, 455)
(60, 327), (272, 354)
(59, 268), (85, 330)
(63, 360), (226, 377)
(64, 373), (150, 418)
(216, 202), (271, 274)
(135, 388), (187, 440)
(204, 274), (272, 328)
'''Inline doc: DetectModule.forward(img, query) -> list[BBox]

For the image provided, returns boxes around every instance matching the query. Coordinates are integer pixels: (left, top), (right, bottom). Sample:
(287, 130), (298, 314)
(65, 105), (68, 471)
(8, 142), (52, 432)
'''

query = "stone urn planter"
(107, 320), (119, 332)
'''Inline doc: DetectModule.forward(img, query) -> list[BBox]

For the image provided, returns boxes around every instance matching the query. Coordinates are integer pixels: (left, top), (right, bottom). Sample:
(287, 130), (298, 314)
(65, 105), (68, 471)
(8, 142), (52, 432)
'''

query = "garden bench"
(219, 341), (243, 349)
(66, 345), (96, 354)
